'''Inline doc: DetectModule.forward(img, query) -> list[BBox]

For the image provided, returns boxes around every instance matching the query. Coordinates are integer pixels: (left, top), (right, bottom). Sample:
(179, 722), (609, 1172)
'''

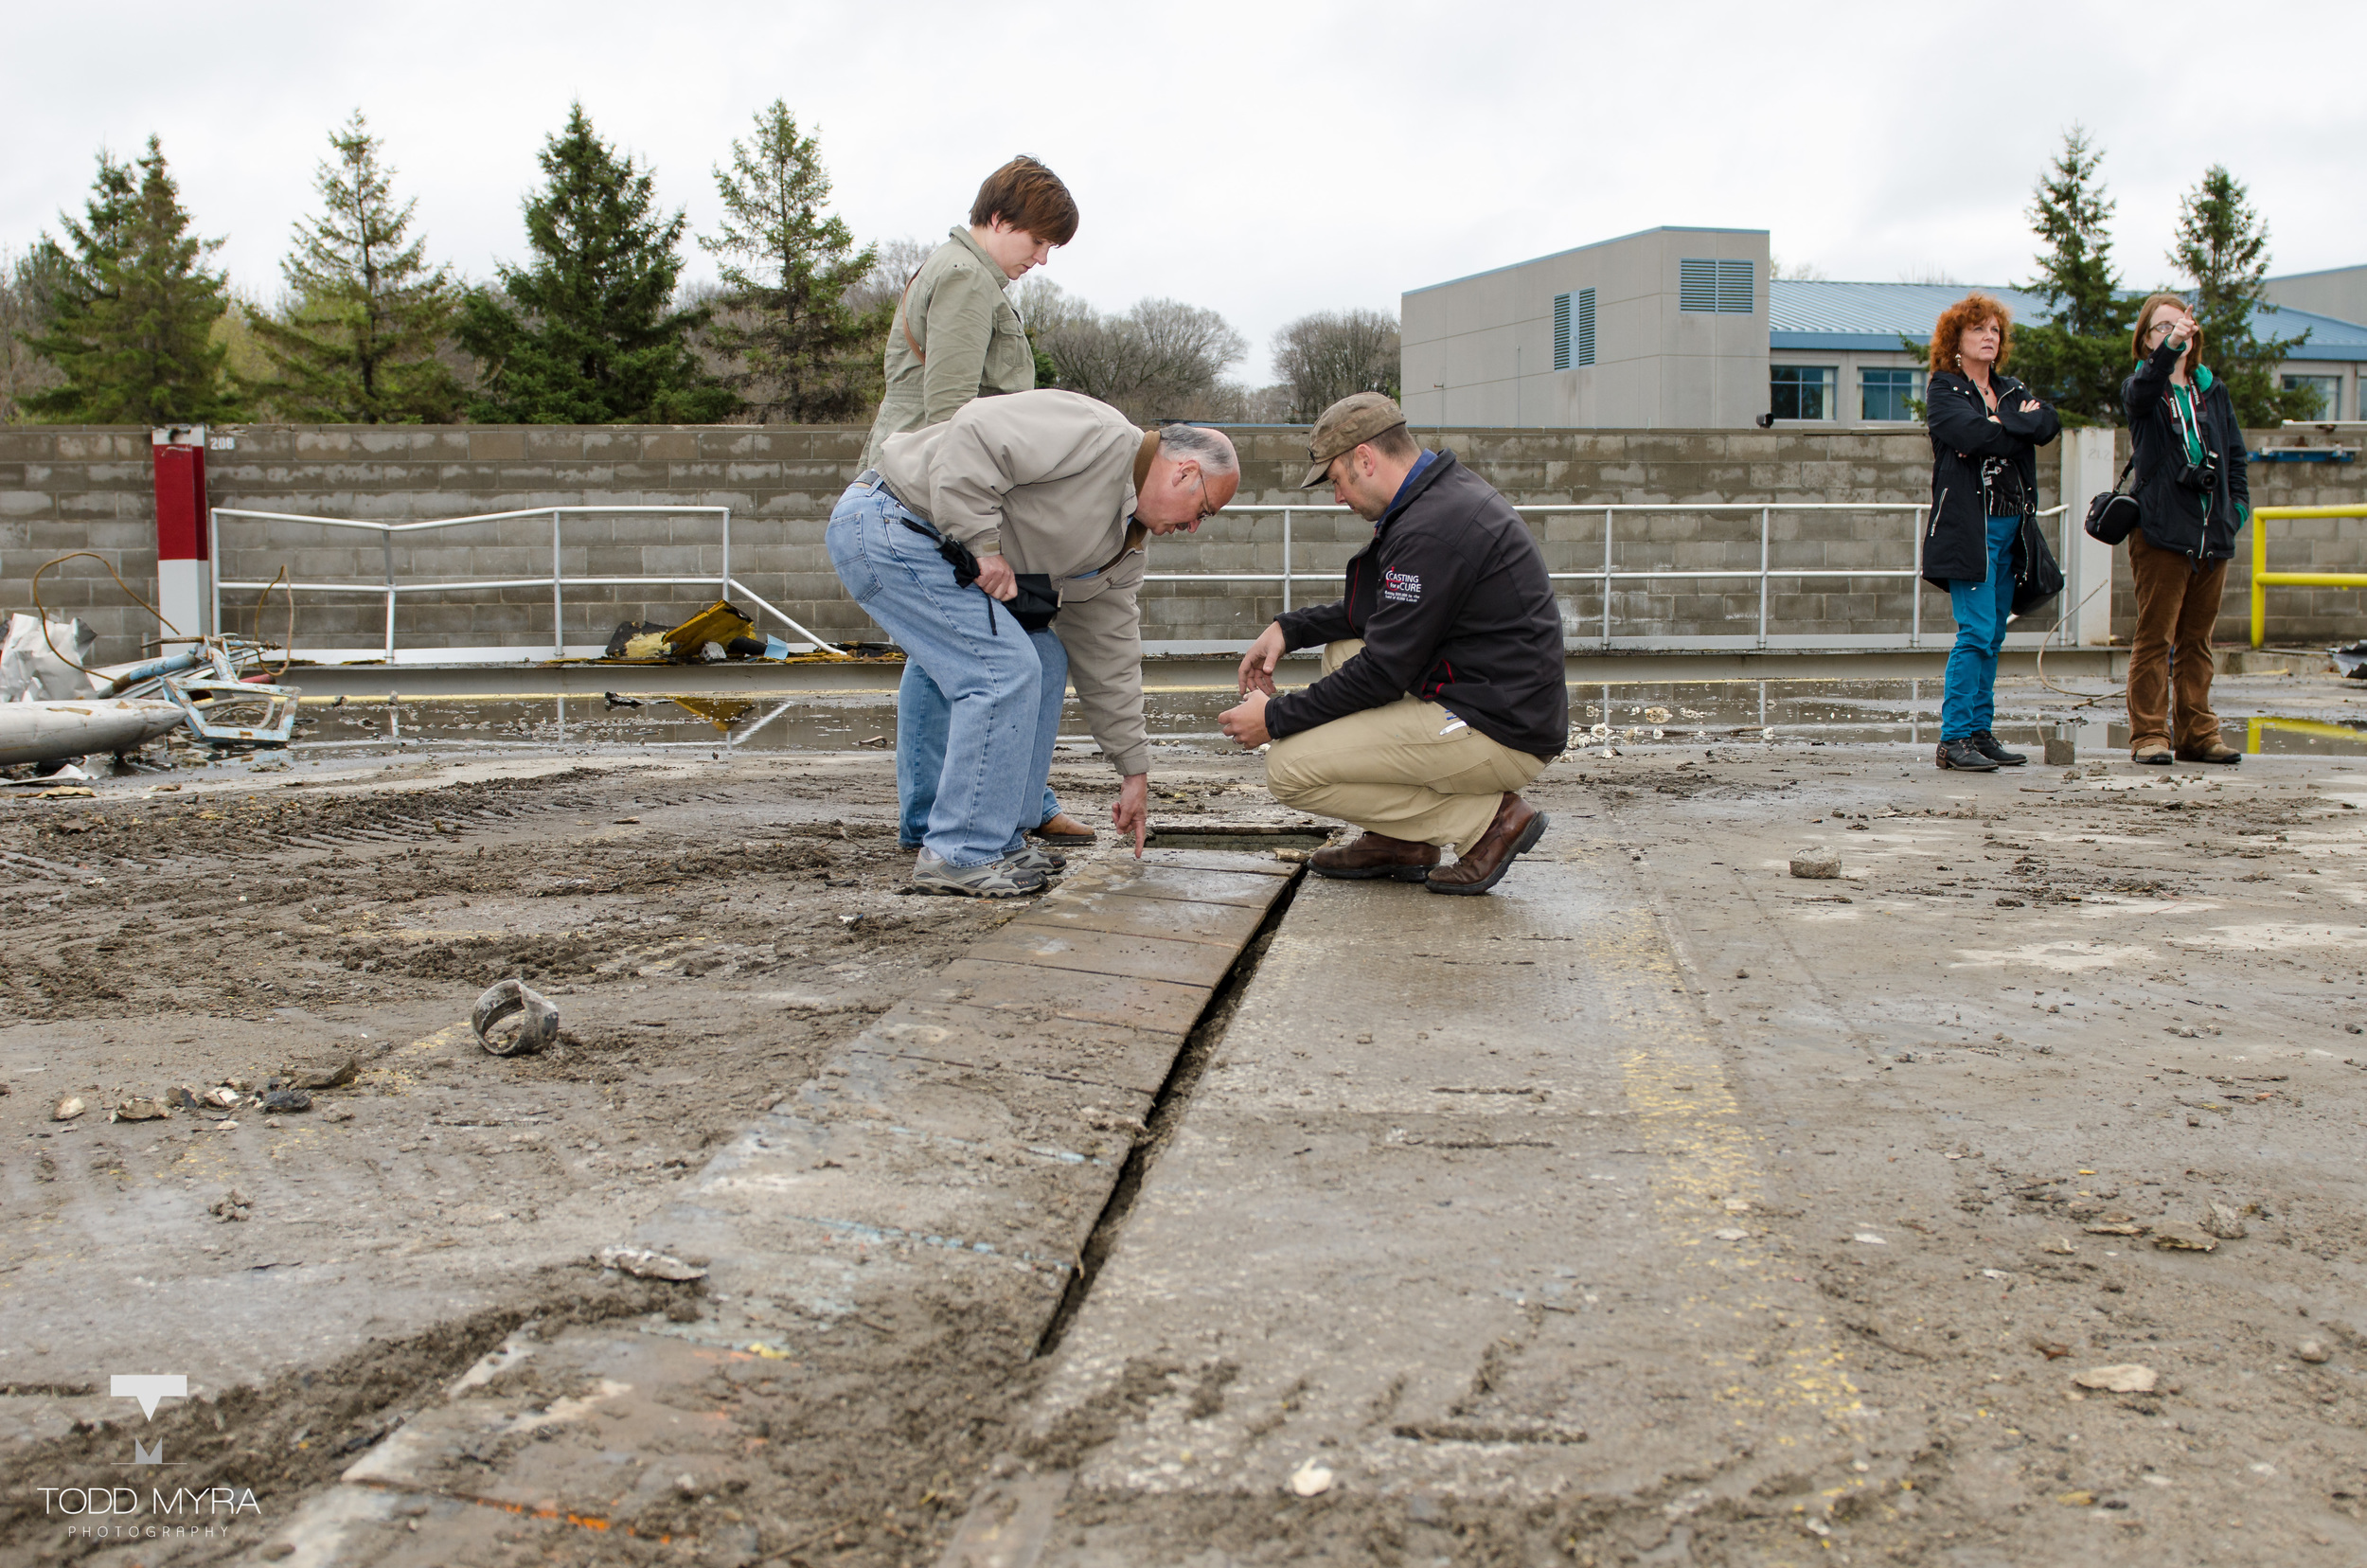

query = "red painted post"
(151, 425), (210, 642)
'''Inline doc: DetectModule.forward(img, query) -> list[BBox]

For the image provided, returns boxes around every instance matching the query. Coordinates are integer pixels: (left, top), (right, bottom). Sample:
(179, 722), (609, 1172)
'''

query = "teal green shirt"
(2170, 367), (2249, 528)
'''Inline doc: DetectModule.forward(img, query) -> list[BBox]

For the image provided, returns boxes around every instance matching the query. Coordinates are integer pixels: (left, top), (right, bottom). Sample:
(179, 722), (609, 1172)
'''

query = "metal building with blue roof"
(1400, 227), (2367, 431)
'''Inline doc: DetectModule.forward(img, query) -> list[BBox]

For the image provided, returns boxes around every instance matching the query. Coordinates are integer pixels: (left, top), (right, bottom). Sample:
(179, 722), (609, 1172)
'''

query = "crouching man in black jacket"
(1219, 394), (1569, 895)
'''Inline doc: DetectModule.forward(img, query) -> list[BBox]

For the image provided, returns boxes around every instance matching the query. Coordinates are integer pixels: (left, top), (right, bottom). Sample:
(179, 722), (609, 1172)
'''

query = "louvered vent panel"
(1553, 293), (1572, 371)
(1679, 258), (1717, 312)
(1575, 288), (1596, 367)
(1717, 258), (1754, 314)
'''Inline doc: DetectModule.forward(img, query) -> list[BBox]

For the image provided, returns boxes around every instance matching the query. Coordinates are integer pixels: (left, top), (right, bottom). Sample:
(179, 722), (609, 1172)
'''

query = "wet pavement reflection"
(283, 678), (2367, 760)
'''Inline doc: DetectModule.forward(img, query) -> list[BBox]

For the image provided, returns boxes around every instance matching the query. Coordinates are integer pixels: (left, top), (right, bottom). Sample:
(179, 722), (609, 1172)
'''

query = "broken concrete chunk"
(2199, 1201), (2248, 1239)
(2072, 1363), (2157, 1394)
(2297, 1340), (2331, 1364)
(2151, 1228), (2217, 1253)
(52, 1096), (85, 1122)
(288, 1055), (359, 1092)
(1289, 1458), (1334, 1497)
(596, 1245), (705, 1282)
(210, 1189), (251, 1221)
(1789, 848), (1842, 880)
(111, 1097), (171, 1122)
(473, 978), (560, 1058)
(261, 1089), (311, 1114)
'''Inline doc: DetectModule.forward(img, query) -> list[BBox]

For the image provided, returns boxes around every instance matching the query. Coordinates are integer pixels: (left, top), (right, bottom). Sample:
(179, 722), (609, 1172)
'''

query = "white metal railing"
(208, 505), (851, 661)
(1147, 502), (2074, 651)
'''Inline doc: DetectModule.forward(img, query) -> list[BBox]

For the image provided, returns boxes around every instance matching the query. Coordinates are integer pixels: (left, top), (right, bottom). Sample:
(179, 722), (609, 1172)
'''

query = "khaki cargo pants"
(1263, 640), (1548, 854)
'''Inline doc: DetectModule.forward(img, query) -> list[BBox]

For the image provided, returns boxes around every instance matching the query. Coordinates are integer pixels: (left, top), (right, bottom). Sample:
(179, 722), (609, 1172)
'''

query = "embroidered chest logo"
(1382, 569), (1422, 605)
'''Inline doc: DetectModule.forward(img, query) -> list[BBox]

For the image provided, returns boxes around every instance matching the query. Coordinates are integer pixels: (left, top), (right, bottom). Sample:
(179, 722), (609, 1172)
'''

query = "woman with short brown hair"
(860, 156), (1095, 846)
(2120, 293), (2250, 765)
(1922, 292), (2061, 771)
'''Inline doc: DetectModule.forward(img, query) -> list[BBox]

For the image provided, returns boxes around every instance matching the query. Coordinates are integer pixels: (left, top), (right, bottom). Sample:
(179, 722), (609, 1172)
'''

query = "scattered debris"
(2073, 1364), (2158, 1394)
(1789, 848), (1842, 880)
(596, 1245), (706, 1282)
(1289, 1458), (1334, 1497)
(2040, 1236), (2076, 1255)
(210, 1189), (252, 1222)
(2152, 1228), (2217, 1253)
(2083, 1217), (2147, 1237)
(111, 1097), (171, 1122)
(2297, 1340), (2331, 1364)
(1715, 1227), (1749, 1241)
(261, 1089), (312, 1114)
(472, 978), (561, 1057)
(2033, 1340), (2071, 1360)
(1852, 1232), (1887, 1245)
(51, 1096), (85, 1122)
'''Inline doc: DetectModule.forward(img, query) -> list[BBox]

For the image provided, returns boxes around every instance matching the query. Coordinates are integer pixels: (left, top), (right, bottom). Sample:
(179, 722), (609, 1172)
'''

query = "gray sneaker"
(912, 850), (1047, 899)
(1006, 844), (1067, 876)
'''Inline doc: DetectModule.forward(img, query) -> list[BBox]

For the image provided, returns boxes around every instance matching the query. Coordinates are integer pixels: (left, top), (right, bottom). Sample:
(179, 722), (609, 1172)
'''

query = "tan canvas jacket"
(859, 226), (1036, 470)
(876, 390), (1155, 777)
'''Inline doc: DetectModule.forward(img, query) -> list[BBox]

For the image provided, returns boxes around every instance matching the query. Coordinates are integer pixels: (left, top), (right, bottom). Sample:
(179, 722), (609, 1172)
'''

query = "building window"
(1554, 289), (1597, 370)
(1680, 258), (1754, 313)
(2284, 374), (2340, 420)
(1770, 365), (1837, 420)
(1860, 366), (1927, 421)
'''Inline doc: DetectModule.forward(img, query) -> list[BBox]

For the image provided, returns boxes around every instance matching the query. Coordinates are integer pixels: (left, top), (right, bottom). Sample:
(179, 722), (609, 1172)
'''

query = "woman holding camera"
(2122, 294), (2250, 765)
(1923, 293), (2061, 772)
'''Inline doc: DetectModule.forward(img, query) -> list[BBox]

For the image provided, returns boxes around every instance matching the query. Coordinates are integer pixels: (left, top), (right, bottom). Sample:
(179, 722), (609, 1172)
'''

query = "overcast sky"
(5, 0), (2361, 386)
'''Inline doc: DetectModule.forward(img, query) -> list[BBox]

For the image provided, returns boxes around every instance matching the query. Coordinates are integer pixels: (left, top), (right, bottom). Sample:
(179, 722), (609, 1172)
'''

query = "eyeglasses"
(1190, 469), (1219, 527)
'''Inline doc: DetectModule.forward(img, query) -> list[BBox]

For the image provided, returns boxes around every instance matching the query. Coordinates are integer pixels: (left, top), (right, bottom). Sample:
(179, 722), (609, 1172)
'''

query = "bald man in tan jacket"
(831, 390), (1238, 897)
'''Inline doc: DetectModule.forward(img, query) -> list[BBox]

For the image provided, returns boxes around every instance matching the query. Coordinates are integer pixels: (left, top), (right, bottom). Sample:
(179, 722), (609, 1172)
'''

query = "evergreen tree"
(701, 100), (881, 422)
(22, 137), (240, 423)
(2171, 165), (2314, 429)
(457, 102), (734, 423)
(250, 111), (462, 422)
(2010, 127), (2136, 426)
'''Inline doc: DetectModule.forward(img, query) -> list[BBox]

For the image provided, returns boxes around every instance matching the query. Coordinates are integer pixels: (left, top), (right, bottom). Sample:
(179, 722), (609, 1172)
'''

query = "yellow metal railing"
(2245, 715), (2367, 753)
(2250, 505), (2367, 647)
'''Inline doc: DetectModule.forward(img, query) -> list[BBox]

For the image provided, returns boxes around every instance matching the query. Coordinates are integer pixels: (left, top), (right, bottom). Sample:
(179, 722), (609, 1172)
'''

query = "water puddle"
(282, 681), (2367, 760)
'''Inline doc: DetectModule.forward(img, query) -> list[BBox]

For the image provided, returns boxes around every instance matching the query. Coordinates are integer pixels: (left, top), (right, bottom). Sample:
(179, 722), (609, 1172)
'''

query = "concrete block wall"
(8, 419), (2365, 664)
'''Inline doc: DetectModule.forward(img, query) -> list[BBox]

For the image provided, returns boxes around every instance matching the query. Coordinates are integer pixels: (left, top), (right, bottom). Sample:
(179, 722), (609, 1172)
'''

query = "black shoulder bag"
(2084, 456), (2141, 545)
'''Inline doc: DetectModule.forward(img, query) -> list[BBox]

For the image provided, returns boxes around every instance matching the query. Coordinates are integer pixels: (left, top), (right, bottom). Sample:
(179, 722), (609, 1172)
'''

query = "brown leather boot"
(1309, 831), (1439, 882)
(1426, 793), (1549, 896)
(1030, 811), (1096, 846)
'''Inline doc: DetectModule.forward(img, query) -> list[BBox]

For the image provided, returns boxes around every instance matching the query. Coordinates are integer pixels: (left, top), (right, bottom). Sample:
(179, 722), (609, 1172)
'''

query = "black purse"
(2011, 515), (2064, 616)
(2084, 456), (2141, 545)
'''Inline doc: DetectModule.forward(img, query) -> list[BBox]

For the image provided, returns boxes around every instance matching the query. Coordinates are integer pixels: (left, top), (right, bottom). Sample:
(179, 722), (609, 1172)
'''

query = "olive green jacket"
(859, 226), (1035, 470)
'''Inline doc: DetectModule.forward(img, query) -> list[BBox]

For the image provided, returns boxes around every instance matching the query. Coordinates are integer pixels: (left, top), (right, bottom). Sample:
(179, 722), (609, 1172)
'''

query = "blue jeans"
(826, 483), (1062, 866)
(896, 633), (1066, 848)
(1941, 514), (2020, 741)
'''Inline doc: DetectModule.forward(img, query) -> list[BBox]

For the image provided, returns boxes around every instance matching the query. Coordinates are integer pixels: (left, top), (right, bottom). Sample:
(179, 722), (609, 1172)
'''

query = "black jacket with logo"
(1921, 368), (2061, 587)
(2122, 339), (2250, 562)
(1266, 450), (1569, 759)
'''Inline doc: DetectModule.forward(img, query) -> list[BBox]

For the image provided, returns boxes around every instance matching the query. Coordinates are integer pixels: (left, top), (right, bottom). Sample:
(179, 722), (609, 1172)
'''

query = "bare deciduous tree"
(843, 236), (935, 320)
(1034, 294), (1246, 421)
(1271, 307), (1399, 422)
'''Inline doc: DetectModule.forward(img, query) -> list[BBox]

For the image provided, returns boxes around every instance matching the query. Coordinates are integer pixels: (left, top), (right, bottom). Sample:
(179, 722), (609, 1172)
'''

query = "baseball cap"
(1297, 392), (1410, 489)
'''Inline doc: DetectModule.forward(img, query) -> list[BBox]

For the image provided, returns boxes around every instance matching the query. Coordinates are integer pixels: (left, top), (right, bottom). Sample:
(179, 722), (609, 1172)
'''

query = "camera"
(2175, 451), (2220, 491)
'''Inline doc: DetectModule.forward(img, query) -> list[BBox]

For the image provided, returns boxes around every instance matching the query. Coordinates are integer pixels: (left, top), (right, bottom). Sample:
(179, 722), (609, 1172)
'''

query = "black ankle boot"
(1937, 738), (2000, 771)
(1969, 730), (2027, 765)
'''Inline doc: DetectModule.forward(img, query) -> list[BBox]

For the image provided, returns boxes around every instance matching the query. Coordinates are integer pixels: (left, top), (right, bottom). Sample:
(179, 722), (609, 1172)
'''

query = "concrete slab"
(1018, 852), (1892, 1535)
(919, 960), (1215, 1037)
(858, 1003), (1187, 1096)
(957, 926), (1243, 989)
(1007, 888), (1272, 948)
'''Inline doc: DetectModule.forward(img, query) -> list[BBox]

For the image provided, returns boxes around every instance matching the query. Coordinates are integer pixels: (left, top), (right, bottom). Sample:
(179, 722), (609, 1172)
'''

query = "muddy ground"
(1, 674), (2364, 1566)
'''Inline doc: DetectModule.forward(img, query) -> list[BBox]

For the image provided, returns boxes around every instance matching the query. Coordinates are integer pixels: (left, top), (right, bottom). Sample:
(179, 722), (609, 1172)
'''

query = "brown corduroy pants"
(2126, 529), (2230, 755)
